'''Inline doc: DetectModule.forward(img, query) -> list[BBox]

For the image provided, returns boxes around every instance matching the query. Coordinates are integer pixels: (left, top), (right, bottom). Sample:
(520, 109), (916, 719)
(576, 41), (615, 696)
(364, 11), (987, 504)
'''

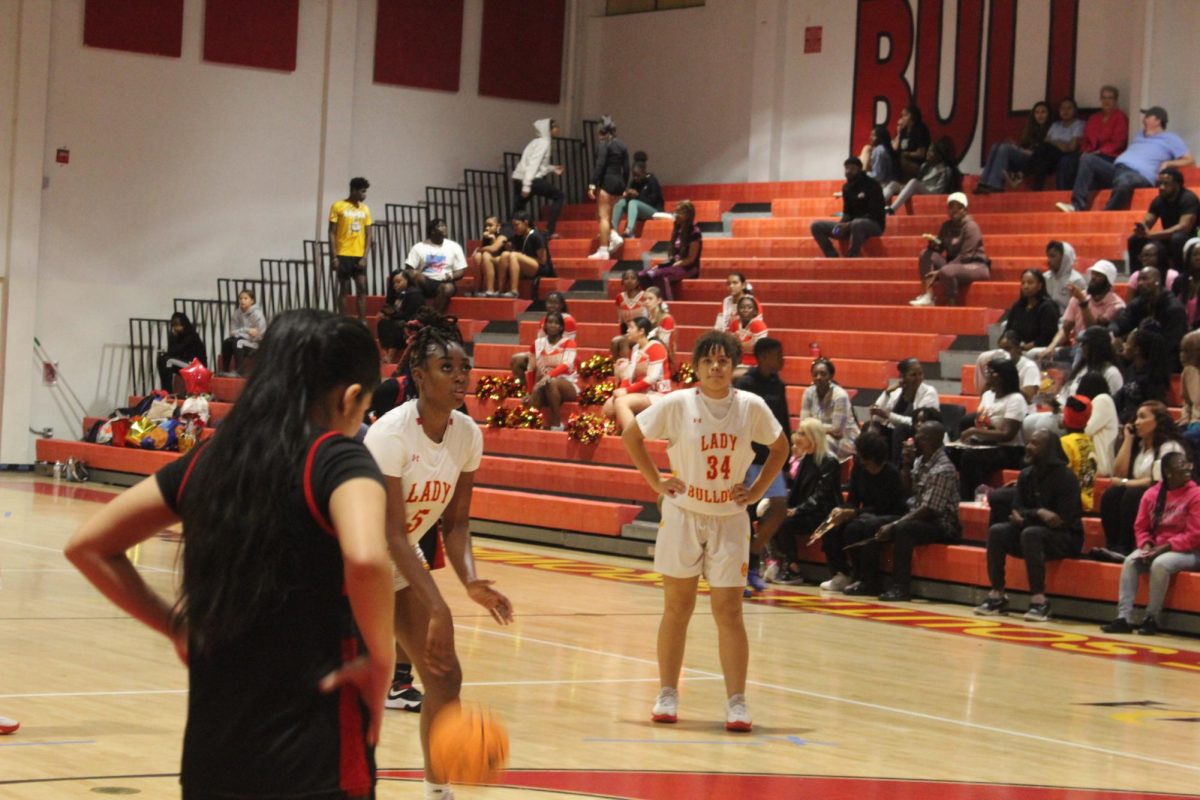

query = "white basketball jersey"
(635, 388), (781, 517)
(363, 400), (483, 541)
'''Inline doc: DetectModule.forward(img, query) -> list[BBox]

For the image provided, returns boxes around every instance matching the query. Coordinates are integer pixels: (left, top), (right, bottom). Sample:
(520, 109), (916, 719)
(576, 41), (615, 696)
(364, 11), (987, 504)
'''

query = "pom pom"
(578, 354), (615, 379)
(672, 362), (697, 385)
(578, 380), (616, 407)
(486, 405), (544, 429)
(565, 412), (617, 445)
(474, 375), (525, 402)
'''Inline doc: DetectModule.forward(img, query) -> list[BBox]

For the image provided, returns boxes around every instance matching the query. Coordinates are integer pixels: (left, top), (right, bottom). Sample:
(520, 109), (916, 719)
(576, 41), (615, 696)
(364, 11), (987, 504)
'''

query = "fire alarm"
(56, 148), (69, 164)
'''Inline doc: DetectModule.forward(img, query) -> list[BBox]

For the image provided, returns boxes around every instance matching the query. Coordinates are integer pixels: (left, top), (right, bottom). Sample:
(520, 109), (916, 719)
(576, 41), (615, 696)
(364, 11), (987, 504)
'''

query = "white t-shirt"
(977, 350), (1039, 391)
(977, 390), (1029, 444)
(363, 400), (483, 541)
(405, 240), (467, 282)
(635, 387), (782, 517)
(1086, 393), (1119, 477)
(1132, 439), (1184, 482)
(1058, 365), (1124, 402)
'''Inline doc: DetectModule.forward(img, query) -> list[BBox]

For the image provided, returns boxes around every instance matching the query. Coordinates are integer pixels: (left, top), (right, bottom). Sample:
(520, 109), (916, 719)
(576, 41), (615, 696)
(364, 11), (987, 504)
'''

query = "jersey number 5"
(406, 508), (430, 534)
(705, 455), (731, 481)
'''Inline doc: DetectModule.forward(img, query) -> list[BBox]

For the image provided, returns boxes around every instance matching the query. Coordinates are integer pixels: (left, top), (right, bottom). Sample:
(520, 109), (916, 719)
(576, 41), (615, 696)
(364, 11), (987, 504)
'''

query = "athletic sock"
(394, 662), (414, 684)
(424, 780), (453, 799)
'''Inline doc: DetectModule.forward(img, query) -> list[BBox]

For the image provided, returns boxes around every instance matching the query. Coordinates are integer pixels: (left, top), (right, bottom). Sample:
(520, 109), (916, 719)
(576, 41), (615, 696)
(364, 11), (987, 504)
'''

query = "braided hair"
(370, 307), (464, 418)
(1151, 451), (1189, 534)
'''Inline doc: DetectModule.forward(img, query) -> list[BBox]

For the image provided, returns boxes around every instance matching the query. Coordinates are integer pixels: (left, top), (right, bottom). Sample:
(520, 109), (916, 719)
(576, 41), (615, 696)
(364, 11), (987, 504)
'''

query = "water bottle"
(809, 342), (821, 359)
(974, 484), (990, 507)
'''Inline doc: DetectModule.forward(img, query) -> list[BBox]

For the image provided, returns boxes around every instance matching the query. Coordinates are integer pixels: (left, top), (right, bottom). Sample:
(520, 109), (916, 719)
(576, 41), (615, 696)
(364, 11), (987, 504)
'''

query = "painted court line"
(0, 535), (172, 574)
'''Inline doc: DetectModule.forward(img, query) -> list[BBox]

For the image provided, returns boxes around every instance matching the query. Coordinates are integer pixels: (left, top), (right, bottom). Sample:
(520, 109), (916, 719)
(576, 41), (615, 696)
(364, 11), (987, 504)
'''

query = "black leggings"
(1099, 482), (1148, 554)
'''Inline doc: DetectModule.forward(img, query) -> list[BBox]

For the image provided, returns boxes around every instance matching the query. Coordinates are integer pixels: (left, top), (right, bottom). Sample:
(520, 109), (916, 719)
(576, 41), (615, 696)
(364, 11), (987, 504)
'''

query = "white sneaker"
(1055, 201), (1076, 213)
(0, 716), (19, 734)
(652, 211), (674, 220)
(588, 247), (610, 260)
(652, 687), (678, 723)
(820, 573), (852, 592)
(424, 780), (454, 799)
(909, 293), (934, 307)
(761, 558), (780, 583)
(725, 694), (752, 732)
(609, 230), (624, 250)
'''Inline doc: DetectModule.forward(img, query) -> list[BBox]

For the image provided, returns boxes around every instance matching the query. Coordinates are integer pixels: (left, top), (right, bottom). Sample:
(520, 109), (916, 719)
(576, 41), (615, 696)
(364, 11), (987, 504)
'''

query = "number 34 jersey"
(635, 388), (782, 518)
(364, 399), (483, 541)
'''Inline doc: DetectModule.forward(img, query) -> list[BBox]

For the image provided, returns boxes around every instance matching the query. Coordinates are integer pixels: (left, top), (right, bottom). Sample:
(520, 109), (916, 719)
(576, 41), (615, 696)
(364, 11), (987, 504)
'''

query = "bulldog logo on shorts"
(740, 562), (749, 577)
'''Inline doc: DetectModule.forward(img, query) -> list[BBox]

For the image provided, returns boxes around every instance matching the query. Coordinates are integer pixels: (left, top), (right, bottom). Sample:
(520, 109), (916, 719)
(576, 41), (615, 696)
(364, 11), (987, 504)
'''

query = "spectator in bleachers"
(587, 116), (630, 260)
(605, 317), (671, 430)
(1057, 85), (1128, 190)
(714, 272), (755, 331)
(1127, 167), (1198, 273)
(801, 357), (858, 458)
(814, 429), (908, 592)
(1058, 105), (1194, 212)
(869, 357), (940, 462)
(522, 311), (578, 431)
(328, 176), (372, 320)
(974, 102), (1052, 194)
(500, 210), (554, 289)
(1038, 261), (1125, 365)
(616, 268), (648, 328)
(910, 192), (991, 307)
(642, 287), (676, 359)
(1060, 394), (1098, 511)
(858, 124), (898, 191)
(976, 329), (1041, 405)
(731, 296), (768, 373)
(1001, 269), (1061, 350)
(612, 151), (664, 238)
(893, 105), (932, 181)
(884, 137), (958, 215)
(637, 201), (702, 301)
(1024, 325), (1125, 440)
(510, 291), (575, 378)
(738, 338), (792, 591)
(811, 158), (886, 259)
(1097, 400), (1189, 561)
(1025, 98), (1086, 191)
(1172, 238), (1200, 328)
(1128, 240), (1177, 293)
(376, 270), (423, 364)
(1179, 330), (1200, 450)
(975, 429), (1083, 622)
(1078, 371), (1120, 478)
(511, 118), (564, 239)
(1042, 241), (1085, 314)
(405, 218), (467, 312)
(1101, 451), (1200, 635)
(769, 419), (840, 587)
(157, 311), (207, 391)
(1109, 266), (1187, 371)
(957, 358), (1029, 499)
(848, 421), (961, 600)
(471, 215), (511, 297)
(1114, 329), (1170, 421)
(220, 289), (266, 377)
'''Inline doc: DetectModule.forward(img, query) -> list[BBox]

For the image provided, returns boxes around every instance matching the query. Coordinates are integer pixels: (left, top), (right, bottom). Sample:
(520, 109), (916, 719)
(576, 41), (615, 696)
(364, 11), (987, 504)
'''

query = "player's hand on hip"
(467, 579), (514, 625)
(657, 476), (686, 497)
(731, 483), (754, 507)
(320, 654), (394, 745)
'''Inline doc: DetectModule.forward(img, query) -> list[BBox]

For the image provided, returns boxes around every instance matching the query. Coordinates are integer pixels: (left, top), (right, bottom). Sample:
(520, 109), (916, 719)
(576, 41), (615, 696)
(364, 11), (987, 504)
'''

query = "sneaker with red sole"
(0, 716), (19, 734)
(725, 694), (752, 732)
(652, 687), (678, 723)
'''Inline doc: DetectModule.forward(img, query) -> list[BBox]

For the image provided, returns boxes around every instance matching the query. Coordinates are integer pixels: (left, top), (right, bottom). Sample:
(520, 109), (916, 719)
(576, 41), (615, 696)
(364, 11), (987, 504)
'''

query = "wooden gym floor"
(1, 475), (1198, 799)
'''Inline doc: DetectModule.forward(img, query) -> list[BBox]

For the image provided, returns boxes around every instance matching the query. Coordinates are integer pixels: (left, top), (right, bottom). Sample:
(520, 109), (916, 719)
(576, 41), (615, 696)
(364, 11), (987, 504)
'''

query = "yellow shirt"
(1060, 432), (1096, 511)
(329, 200), (372, 257)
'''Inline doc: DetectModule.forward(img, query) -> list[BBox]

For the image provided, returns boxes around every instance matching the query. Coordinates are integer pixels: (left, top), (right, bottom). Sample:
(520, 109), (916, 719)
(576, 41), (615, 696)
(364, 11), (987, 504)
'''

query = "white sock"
(424, 780), (453, 799)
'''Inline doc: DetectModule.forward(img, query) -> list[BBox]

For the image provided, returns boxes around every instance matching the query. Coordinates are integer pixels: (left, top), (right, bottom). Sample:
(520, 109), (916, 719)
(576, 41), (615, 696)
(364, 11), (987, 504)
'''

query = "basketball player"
(66, 310), (395, 799)
(623, 330), (788, 732)
(364, 311), (514, 800)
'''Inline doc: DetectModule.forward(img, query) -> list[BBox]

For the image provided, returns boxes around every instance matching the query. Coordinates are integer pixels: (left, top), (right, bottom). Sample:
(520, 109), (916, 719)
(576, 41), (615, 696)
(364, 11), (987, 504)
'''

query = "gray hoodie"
(230, 304), (267, 347)
(511, 118), (556, 192)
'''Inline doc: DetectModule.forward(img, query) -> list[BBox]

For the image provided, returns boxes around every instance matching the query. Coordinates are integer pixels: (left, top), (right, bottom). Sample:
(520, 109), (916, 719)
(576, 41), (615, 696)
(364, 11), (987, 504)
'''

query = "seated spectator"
(1128, 239), (1179, 293)
(1058, 106), (1194, 212)
(405, 218), (467, 312)
(814, 429), (908, 592)
(1041, 240), (1085, 314)
(893, 105), (932, 181)
(511, 118), (564, 239)
(1108, 266), (1188, 371)
(642, 287), (676, 360)
(1025, 98), (1086, 191)
(731, 295), (768, 373)
(616, 268), (648, 328)
(637, 201), (702, 301)
(956, 358), (1029, 498)
(1101, 451), (1200, 635)
(857, 124), (898, 192)
(974, 102), (1051, 194)
(1038, 261), (1125, 365)
(500, 210), (554, 289)
(770, 419), (840, 586)
(885, 137), (958, 215)
(1024, 325), (1124, 439)
(1179, 330), (1200, 451)
(510, 291), (575, 378)
(1114, 329), (1170, 421)
(911, 193), (990, 307)
(1056, 85), (1128, 189)
(612, 151), (664, 238)
(1097, 400), (1188, 561)
(1060, 395), (1098, 511)
(1078, 372), (1120, 478)
(471, 215), (512, 297)
(810, 158), (886, 259)
(522, 311), (578, 431)
(975, 430), (1083, 622)
(847, 421), (961, 600)
(220, 289), (266, 376)
(604, 317), (671, 430)
(868, 357), (940, 461)
(157, 311), (206, 391)
(1128, 167), (1198, 274)
(801, 357), (858, 458)
(376, 270), (423, 363)
(714, 272), (755, 331)
(1172, 238), (1200, 329)
(1001, 269), (1061, 350)
(976, 329), (1041, 405)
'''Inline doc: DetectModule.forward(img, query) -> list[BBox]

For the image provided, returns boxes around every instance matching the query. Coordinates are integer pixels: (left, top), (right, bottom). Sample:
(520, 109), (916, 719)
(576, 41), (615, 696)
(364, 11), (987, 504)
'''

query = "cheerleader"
(523, 312), (579, 430)
(510, 291), (575, 379)
(714, 272), (757, 332)
(643, 286), (677, 360)
(605, 317), (672, 430)
(730, 295), (769, 375)
(616, 268), (648, 328)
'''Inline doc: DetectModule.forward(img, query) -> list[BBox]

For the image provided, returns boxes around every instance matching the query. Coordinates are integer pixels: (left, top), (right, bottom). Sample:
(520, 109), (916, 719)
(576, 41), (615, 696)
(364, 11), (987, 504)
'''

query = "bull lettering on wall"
(851, 0), (1079, 166)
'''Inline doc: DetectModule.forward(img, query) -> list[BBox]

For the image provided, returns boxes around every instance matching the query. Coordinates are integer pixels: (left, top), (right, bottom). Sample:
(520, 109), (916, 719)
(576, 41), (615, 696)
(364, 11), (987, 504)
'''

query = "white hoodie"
(511, 118), (556, 192)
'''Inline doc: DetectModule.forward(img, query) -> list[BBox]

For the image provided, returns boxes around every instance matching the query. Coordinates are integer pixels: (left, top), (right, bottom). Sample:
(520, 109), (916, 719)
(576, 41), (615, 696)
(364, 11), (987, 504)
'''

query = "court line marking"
(462, 625), (1200, 776)
(0, 536), (172, 574)
(0, 739), (95, 748)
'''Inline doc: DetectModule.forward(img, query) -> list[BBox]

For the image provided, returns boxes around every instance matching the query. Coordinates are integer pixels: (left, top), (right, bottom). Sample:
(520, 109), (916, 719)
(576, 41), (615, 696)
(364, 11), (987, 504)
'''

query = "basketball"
(429, 701), (509, 785)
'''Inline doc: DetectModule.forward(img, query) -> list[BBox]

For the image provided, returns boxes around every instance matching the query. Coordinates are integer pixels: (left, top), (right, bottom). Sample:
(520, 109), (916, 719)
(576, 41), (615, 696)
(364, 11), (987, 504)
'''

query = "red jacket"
(1134, 481), (1200, 552)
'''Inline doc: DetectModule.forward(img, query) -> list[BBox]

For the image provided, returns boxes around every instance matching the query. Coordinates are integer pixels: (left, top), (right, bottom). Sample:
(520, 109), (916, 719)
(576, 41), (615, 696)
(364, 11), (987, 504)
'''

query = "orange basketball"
(429, 701), (509, 785)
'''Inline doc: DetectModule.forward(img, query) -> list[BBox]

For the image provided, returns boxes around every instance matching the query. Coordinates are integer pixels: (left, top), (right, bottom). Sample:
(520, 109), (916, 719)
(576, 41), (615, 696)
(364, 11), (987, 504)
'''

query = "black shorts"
(600, 176), (625, 196)
(336, 256), (364, 277)
(417, 277), (455, 298)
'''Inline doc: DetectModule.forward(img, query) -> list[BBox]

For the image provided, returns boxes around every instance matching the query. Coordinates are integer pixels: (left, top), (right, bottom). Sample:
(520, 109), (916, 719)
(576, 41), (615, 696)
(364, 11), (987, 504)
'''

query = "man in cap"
(1038, 260), (1126, 365)
(910, 192), (990, 306)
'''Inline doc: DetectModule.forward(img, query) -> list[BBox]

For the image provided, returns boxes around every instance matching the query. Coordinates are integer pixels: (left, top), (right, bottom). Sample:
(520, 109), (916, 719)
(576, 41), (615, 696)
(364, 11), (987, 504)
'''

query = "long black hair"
(1068, 326), (1118, 384)
(168, 312), (200, 347)
(173, 309), (382, 654)
(670, 200), (697, 259)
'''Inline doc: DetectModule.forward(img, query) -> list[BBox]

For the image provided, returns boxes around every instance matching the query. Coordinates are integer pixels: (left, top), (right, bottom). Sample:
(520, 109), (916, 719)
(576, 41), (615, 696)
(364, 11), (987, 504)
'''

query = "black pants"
(1099, 482), (1148, 554)
(1025, 142), (1063, 191)
(850, 518), (955, 591)
(221, 337), (255, 374)
(512, 178), (564, 236)
(824, 512), (899, 576)
(951, 444), (1025, 501)
(1128, 231), (1192, 271)
(155, 353), (190, 392)
(986, 522), (1078, 595)
(810, 218), (883, 258)
(776, 509), (826, 565)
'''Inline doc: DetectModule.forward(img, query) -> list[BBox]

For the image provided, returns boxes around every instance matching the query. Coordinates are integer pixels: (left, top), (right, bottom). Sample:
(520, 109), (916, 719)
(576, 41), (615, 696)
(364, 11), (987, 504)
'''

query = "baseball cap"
(1087, 260), (1117, 286)
(947, 191), (969, 208)
(1141, 106), (1169, 126)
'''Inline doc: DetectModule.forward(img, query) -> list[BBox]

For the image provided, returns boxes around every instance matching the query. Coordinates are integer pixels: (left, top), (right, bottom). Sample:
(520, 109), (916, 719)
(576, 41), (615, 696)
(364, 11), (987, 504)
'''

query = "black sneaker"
(774, 569), (806, 586)
(1024, 601), (1051, 622)
(1137, 617), (1159, 636)
(973, 596), (1009, 616)
(1100, 617), (1134, 634)
(385, 682), (423, 712)
(843, 581), (881, 597)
